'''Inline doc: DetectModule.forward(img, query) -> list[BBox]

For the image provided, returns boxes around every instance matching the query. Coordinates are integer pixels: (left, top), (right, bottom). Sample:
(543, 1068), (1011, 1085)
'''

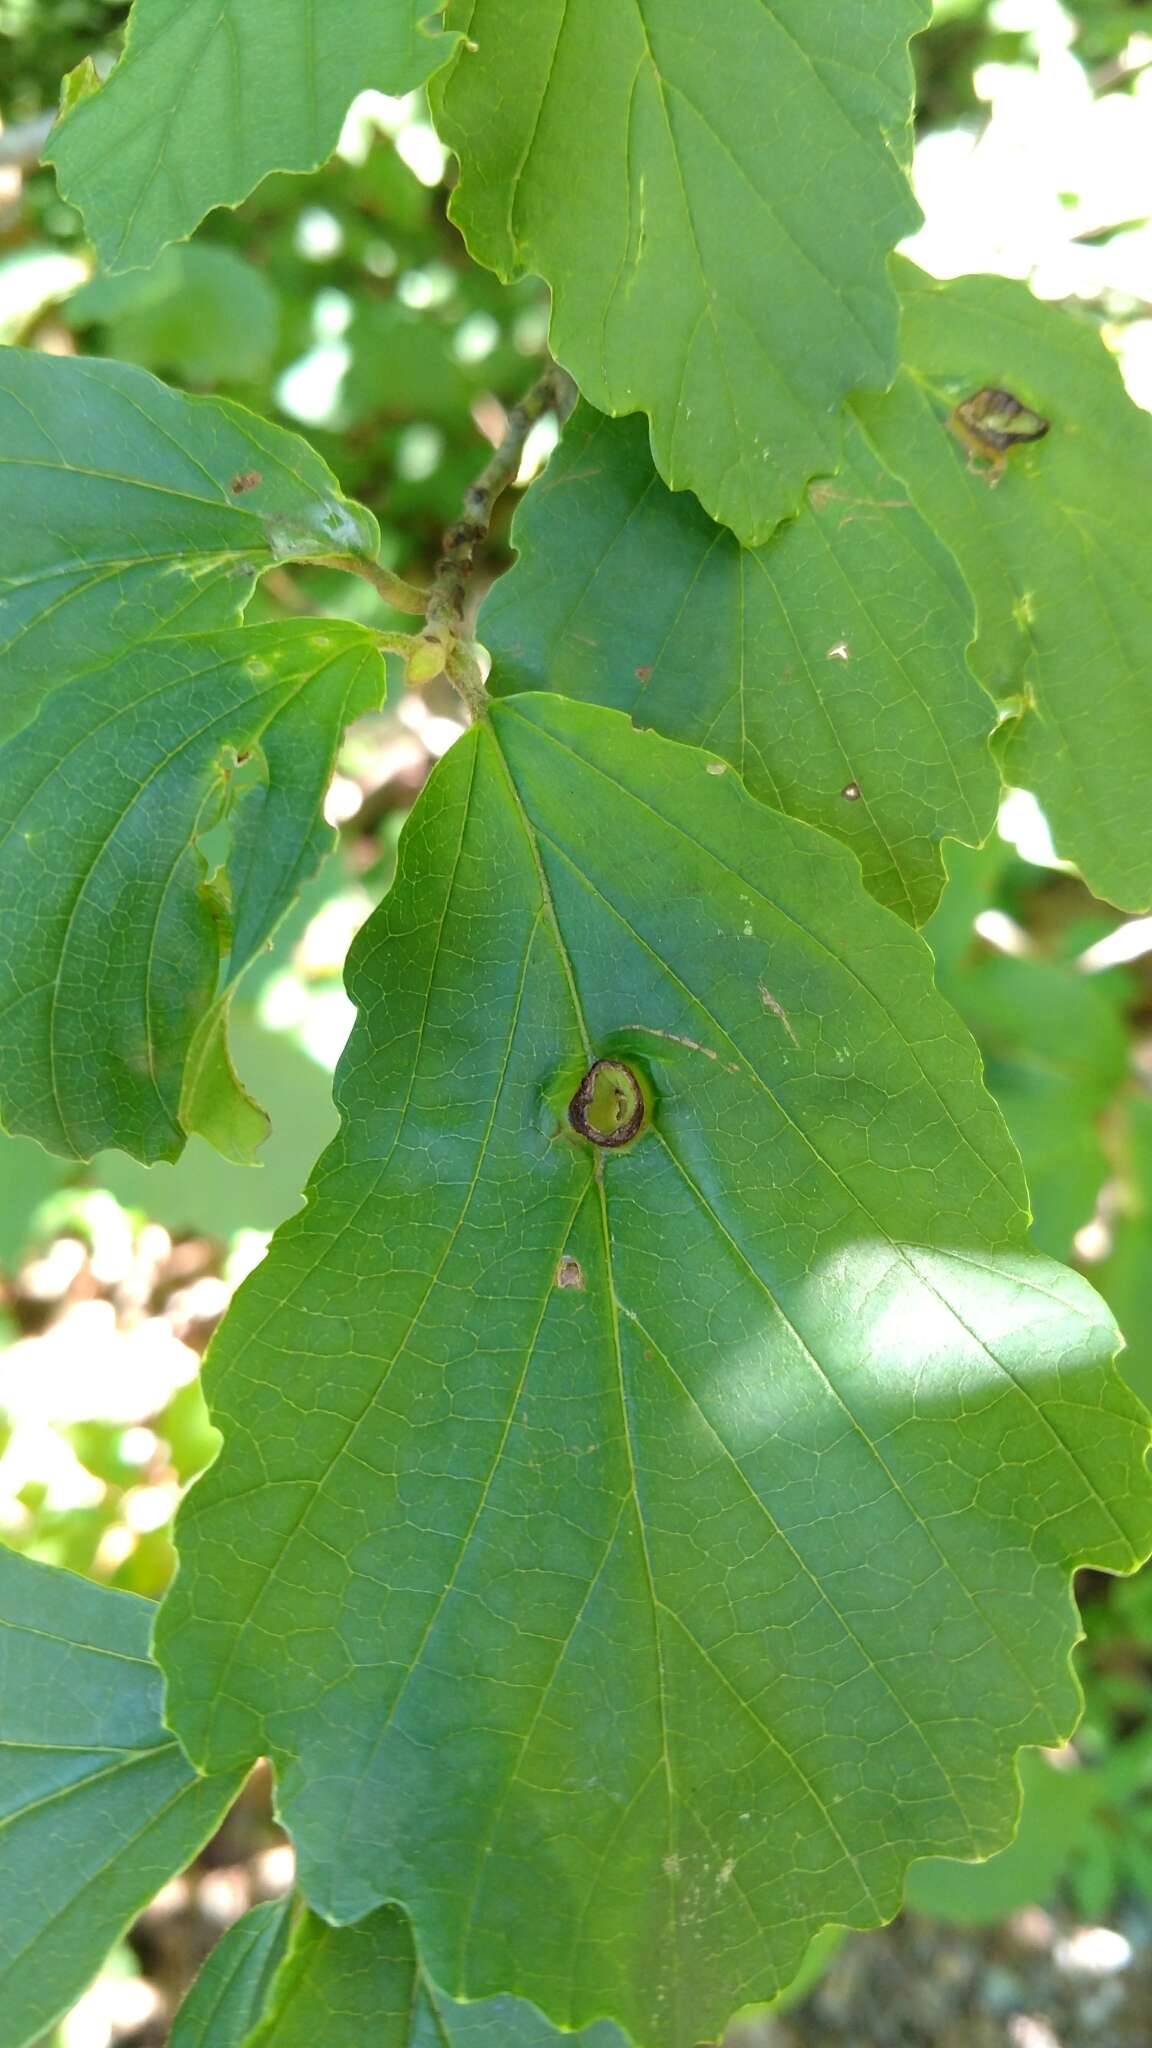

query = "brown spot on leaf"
(758, 983), (800, 1048)
(568, 1059), (647, 1149)
(949, 389), (1050, 479)
(556, 1256), (585, 1291)
(230, 471), (262, 494)
(623, 1025), (718, 1061)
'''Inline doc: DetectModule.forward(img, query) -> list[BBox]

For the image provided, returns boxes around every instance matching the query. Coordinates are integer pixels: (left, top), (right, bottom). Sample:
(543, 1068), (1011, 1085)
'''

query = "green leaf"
(433, 0), (929, 545)
(46, 0), (457, 274)
(0, 1547), (243, 2048)
(342, 302), (485, 431)
(1101, 1093), (1152, 1412)
(854, 263), (1152, 912)
(904, 1749), (1099, 1925)
(67, 244), (282, 388)
(180, 999), (276, 1165)
(0, 619), (384, 1165)
(246, 1906), (625, 2048)
(481, 402), (998, 924)
(157, 696), (1152, 2048)
(0, 350), (389, 1165)
(174, 1891), (821, 2046)
(170, 1898), (295, 2048)
(921, 836), (1010, 986)
(94, 1000), (342, 1243)
(937, 953), (1128, 1260)
(89, 848), (346, 1241)
(0, 350), (379, 744)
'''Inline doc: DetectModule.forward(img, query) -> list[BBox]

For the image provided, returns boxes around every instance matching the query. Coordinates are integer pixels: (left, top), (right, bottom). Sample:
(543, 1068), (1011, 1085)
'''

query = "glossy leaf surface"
(0, 1549), (242, 2048)
(47, 0), (455, 272)
(0, 351), (386, 1164)
(435, 0), (929, 543)
(856, 265), (1152, 912)
(904, 1748), (1098, 1926)
(158, 696), (1151, 2048)
(170, 1898), (294, 2048)
(0, 619), (384, 1164)
(247, 1907), (624, 2048)
(0, 350), (378, 743)
(482, 403), (998, 923)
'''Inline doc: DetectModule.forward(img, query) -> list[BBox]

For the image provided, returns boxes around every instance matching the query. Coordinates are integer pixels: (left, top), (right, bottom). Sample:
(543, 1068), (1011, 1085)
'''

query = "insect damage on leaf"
(949, 388), (1051, 478)
(567, 1058), (648, 1149)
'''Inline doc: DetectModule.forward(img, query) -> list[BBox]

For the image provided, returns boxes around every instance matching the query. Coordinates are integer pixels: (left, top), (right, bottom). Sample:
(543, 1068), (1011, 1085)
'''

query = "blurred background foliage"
(2, 2), (1152, 2043)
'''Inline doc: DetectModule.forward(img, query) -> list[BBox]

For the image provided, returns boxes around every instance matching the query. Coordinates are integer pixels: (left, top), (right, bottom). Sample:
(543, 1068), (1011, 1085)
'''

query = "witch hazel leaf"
(47, 0), (457, 273)
(243, 1905), (626, 2048)
(180, 995), (275, 1167)
(433, 0), (930, 545)
(854, 263), (1152, 913)
(226, 1888), (832, 2045)
(0, 1549), (243, 2048)
(0, 620), (385, 1164)
(0, 350), (390, 1164)
(0, 350), (380, 743)
(169, 1898), (295, 2048)
(480, 402), (998, 925)
(156, 695), (1152, 2048)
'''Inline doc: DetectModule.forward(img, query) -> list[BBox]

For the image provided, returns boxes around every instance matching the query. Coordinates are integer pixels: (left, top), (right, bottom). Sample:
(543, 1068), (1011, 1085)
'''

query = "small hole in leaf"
(841, 782), (862, 801)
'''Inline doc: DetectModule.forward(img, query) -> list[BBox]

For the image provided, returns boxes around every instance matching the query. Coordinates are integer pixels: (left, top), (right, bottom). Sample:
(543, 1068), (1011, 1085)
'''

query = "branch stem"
(419, 363), (577, 717)
(313, 556), (428, 615)
(316, 362), (575, 721)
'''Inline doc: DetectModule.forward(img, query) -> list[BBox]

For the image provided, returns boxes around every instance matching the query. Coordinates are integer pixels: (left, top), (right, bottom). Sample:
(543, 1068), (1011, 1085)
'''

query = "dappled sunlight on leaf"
(158, 698), (1151, 2048)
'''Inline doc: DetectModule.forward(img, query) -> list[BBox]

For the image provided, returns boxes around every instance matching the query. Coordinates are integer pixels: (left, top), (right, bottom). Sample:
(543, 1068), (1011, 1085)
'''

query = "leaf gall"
(949, 389), (1050, 476)
(568, 1058), (647, 1149)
